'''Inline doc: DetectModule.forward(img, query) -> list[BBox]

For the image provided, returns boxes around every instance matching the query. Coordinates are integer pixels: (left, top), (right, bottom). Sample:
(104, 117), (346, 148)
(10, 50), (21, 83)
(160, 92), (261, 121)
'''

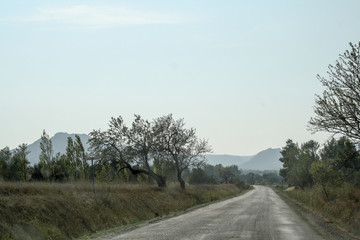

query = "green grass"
(283, 184), (360, 237)
(0, 182), (247, 239)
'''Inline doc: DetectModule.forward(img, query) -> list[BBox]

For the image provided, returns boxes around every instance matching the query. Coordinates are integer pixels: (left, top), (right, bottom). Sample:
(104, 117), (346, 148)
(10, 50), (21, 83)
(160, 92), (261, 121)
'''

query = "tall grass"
(284, 184), (360, 236)
(0, 182), (245, 239)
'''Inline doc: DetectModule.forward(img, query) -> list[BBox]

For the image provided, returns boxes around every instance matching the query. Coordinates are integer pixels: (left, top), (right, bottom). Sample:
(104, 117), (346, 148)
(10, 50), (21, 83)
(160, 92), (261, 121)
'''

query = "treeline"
(280, 137), (360, 198)
(0, 114), (282, 190)
(0, 114), (213, 190)
(189, 164), (281, 186)
(0, 131), (89, 182)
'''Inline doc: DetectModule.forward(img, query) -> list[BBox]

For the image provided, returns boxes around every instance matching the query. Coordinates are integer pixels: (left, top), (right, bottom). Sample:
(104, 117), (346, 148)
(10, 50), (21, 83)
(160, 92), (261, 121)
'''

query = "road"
(96, 185), (324, 240)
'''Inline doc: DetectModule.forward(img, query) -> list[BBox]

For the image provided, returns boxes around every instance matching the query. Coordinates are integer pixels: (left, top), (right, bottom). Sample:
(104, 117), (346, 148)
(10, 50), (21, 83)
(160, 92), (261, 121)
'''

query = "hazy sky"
(1, 0), (360, 155)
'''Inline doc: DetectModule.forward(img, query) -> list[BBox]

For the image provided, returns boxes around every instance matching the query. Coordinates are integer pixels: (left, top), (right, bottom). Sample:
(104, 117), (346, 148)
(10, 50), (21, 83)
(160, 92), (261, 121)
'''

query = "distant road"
(96, 185), (324, 240)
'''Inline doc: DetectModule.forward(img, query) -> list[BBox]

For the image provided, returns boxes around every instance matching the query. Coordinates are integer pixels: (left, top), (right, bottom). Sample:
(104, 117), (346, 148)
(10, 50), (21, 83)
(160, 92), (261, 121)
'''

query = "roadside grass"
(0, 182), (248, 240)
(281, 184), (360, 237)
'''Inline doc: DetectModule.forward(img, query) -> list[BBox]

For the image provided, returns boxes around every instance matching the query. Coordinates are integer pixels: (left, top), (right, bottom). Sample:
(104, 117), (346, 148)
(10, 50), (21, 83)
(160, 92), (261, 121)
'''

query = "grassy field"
(282, 184), (360, 237)
(0, 182), (248, 239)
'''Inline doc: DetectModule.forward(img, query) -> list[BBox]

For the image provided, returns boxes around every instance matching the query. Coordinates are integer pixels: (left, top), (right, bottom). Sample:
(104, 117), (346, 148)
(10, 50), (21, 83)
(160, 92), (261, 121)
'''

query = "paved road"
(97, 185), (324, 240)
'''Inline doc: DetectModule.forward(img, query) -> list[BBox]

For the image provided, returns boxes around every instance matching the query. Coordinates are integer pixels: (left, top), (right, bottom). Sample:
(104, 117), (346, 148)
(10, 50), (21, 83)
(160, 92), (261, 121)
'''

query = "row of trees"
(189, 164), (282, 186)
(0, 115), (211, 190)
(279, 137), (360, 197)
(0, 131), (89, 182)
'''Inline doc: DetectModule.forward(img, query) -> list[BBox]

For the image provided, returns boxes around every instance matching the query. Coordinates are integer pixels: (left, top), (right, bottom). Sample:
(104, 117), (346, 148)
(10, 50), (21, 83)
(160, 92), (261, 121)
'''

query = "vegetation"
(188, 164), (282, 186)
(0, 182), (248, 240)
(280, 42), (360, 237)
(88, 114), (211, 189)
(309, 42), (360, 141)
(0, 114), (260, 239)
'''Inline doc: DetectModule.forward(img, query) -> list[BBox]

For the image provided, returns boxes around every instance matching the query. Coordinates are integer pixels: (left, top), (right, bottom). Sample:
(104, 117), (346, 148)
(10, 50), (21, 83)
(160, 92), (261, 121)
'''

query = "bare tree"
(309, 42), (360, 141)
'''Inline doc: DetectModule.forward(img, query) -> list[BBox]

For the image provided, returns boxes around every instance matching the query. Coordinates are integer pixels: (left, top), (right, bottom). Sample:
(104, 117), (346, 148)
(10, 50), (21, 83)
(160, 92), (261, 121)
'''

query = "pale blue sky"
(1, 0), (360, 155)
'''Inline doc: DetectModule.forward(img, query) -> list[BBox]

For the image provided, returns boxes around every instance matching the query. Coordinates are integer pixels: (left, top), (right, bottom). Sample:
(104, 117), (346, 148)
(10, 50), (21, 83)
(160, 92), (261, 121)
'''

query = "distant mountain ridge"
(26, 132), (90, 165)
(206, 148), (282, 171)
(239, 148), (282, 170)
(205, 154), (253, 167)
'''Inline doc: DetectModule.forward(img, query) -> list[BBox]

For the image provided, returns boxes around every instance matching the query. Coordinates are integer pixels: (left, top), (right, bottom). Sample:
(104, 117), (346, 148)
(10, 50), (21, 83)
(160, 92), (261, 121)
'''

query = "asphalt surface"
(96, 185), (324, 240)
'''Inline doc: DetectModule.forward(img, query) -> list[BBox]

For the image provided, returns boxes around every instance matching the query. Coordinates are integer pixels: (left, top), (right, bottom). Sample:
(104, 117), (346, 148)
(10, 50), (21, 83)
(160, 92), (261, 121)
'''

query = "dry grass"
(0, 182), (245, 239)
(284, 184), (360, 237)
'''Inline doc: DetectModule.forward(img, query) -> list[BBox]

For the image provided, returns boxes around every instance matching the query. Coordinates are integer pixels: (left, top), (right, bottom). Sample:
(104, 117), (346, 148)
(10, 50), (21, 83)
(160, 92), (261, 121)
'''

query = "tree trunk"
(148, 170), (167, 187)
(177, 171), (185, 190)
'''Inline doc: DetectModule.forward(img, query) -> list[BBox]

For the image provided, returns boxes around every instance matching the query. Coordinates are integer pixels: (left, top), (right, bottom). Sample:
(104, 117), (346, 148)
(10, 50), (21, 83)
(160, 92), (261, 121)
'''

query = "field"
(0, 182), (247, 239)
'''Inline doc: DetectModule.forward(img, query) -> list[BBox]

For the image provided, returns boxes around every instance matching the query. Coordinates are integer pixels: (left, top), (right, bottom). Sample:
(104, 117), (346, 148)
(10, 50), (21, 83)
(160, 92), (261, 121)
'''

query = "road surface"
(97, 185), (324, 240)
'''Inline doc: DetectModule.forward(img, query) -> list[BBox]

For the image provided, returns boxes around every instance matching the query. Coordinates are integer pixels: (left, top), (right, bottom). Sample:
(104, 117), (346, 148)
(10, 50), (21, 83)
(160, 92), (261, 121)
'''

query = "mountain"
(205, 154), (253, 167)
(26, 132), (91, 165)
(239, 148), (282, 170)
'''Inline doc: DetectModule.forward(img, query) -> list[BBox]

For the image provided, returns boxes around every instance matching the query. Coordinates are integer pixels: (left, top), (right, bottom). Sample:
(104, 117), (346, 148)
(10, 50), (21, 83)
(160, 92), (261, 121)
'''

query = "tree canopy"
(309, 42), (360, 142)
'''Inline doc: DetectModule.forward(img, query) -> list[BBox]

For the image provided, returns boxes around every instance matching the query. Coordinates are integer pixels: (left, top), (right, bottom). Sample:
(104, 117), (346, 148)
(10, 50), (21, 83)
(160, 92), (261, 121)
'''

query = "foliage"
(279, 139), (319, 189)
(88, 115), (167, 187)
(39, 130), (53, 180)
(88, 114), (211, 189)
(153, 114), (212, 189)
(309, 42), (360, 142)
(0, 145), (30, 181)
(188, 164), (281, 186)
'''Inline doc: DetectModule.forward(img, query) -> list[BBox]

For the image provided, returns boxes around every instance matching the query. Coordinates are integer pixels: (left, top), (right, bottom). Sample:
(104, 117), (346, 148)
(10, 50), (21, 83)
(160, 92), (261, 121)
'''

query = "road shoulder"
(274, 188), (360, 240)
(79, 187), (254, 239)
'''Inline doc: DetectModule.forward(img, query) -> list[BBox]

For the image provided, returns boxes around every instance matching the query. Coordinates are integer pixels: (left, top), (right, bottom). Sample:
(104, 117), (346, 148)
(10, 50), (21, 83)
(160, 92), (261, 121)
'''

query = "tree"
(10, 144), (30, 181)
(279, 139), (319, 189)
(65, 137), (76, 180)
(0, 147), (12, 180)
(153, 114), (211, 189)
(124, 115), (167, 187)
(188, 168), (215, 184)
(319, 137), (360, 183)
(89, 115), (167, 187)
(310, 161), (336, 200)
(74, 135), (88, 180)
(219, 166), (235, 184)
(39, 130), (54, 180)
(309, 42), (360, 141)
(279, 139), (300, 182)
(51, 153), (69, 181)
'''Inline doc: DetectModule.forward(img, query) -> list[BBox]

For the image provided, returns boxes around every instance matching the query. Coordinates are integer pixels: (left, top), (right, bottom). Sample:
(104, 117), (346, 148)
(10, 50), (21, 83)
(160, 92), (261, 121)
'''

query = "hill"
(239, 148), (282, 170)
(205, 154), (253, 166)
(26, 132), (90, 165)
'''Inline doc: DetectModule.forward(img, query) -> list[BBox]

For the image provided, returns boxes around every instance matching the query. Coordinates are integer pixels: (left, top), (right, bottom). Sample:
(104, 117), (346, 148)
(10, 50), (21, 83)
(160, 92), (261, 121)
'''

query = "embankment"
(277, 185), (360, 239)
(0, 182), (247, 239)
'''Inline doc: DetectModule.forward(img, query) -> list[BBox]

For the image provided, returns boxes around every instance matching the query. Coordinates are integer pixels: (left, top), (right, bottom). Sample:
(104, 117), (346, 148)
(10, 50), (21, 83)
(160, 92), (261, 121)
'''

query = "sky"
(1, 0), (360, 156)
